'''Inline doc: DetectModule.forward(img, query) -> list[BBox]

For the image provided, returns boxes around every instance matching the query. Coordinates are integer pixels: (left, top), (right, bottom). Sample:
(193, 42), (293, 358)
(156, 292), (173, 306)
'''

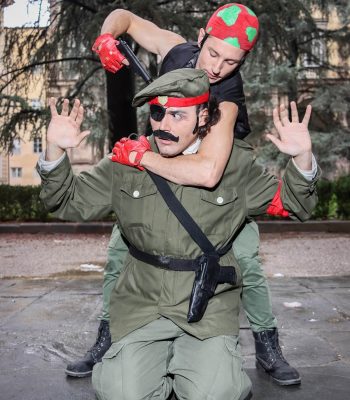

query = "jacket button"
(216, 196), (224, 204)
(133, 190), (140, 198)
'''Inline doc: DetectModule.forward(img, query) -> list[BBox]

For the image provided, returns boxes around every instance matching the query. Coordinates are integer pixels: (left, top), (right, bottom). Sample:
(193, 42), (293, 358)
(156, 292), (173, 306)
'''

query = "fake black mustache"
(153, 129), (179, 143)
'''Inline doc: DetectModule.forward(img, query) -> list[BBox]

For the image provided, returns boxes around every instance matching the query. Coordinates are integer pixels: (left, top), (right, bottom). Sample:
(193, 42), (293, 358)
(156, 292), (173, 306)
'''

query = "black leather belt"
(129, 245), (236, 285)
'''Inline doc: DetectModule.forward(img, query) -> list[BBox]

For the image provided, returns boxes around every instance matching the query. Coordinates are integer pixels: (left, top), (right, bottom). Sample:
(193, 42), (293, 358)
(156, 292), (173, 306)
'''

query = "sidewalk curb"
(0, 221), (349, 234)
(257, 220), (350, 233)
(0, 222), (113, 234)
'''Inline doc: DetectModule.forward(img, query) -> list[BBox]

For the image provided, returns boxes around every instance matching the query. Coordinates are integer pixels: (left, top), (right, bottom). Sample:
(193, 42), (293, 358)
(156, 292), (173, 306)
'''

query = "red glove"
(92, 33), (125, 73)
(111, 136), (151, 170)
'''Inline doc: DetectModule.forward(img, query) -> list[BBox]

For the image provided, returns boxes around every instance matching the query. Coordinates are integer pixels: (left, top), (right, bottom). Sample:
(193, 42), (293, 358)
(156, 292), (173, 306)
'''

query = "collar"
(183, 138), (202, 155)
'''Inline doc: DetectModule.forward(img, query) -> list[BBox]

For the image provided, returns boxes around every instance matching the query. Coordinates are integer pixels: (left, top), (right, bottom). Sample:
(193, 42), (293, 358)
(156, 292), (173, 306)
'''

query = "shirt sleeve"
(36, 154), (115, 222)
(37, 152), (66, 172)
(292, 154), (317, 181)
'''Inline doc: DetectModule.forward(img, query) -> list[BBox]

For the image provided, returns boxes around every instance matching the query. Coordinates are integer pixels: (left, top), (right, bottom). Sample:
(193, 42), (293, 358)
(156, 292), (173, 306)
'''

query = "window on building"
(11, 167), (22, 178)
(31, 99), (42, 110)
(33, 137), (43, 153)
(11, 138), (21, 155)
(302, 38), (326, 68)
(32, 65), (43, 76)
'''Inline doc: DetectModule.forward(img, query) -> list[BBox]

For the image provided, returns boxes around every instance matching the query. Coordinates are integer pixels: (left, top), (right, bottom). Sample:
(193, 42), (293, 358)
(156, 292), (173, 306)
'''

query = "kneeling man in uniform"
(37, 68), (319, 400)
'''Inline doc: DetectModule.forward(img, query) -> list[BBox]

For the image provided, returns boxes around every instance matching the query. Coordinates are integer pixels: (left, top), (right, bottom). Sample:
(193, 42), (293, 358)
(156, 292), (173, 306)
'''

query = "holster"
(187, 254), (220, 323)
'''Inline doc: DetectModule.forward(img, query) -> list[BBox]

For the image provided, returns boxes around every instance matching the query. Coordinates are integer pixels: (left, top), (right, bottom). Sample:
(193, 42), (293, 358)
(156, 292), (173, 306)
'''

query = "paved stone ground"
(1, 232), (349, 278)
(0, 231), (349, 399)
(0, 276), (349, 400)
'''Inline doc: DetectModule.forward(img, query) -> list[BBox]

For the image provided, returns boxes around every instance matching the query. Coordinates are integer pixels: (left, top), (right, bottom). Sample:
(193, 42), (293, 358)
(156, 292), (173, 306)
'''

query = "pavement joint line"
(315, 290), (350, 320)
(10, 292), (104, 296)
(295, 280), (319, 292)
(1, 296), (39, 299)
(295, 279), (349, 292)
(0, 280), (68, 329)
(316, 332), (347, 361)
(54, 292), (102, 296)
(298, 360), (349, 369)
(294, 280), (312, 292)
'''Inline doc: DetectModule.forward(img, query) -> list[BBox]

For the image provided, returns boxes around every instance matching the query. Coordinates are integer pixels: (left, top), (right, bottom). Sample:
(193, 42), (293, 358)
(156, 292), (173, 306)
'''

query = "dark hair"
(195, 96), (221, 139)
(199, 32), (210, 48)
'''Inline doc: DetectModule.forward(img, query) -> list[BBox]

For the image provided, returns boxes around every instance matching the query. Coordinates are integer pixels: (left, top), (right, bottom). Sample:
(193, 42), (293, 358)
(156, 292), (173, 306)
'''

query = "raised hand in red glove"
(92, 33), (127, 73)
(110, 136), (151, 170)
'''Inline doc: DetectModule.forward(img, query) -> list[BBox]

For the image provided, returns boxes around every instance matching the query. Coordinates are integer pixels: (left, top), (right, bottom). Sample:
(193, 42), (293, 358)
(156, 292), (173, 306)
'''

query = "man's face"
(150, 105), (200, 157)
(196, 29), (246, 84)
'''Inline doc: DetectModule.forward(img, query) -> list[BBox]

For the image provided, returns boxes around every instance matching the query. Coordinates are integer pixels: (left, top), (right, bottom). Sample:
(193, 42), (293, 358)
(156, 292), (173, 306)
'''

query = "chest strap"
(129, 245), (236, 285)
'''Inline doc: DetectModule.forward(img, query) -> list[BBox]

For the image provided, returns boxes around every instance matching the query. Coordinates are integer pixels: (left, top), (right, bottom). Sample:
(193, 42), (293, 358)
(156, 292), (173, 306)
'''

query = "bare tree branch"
(61, 0), (97, 13)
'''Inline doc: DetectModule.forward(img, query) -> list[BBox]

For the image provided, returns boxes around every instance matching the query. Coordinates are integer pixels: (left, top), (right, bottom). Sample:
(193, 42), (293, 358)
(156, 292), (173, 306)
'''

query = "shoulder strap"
(147, 171), (217, 256)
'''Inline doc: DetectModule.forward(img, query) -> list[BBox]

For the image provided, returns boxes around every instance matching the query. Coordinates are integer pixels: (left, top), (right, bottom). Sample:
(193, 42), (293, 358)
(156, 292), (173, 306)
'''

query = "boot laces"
(89, 321), (111, 359)
(267, 331), (287, 362)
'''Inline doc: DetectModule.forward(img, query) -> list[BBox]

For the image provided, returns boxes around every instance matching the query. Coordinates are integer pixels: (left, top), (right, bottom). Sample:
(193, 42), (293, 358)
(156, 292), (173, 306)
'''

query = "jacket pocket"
(102, 341), (125, 360)
(118, 182), (158, 233)
(198, 189), (238, 237)
(200, 189), (238, 206)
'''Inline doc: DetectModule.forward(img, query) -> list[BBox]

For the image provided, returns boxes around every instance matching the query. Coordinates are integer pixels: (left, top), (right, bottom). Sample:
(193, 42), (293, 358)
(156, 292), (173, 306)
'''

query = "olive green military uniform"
(39, 137), (318, 340)
(39, 69), (319, 399)
(102, 219), (276, 333)
(38, 139), (319, 400)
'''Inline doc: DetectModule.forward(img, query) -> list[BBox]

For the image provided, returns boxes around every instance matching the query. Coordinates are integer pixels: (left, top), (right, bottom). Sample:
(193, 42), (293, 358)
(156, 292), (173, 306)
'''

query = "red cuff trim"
(148, 92), (209, 107)
(267, 181), (289, 217)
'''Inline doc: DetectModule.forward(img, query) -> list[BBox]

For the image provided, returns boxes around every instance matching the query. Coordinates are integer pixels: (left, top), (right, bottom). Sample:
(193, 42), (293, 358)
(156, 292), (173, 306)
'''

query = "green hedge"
(313, 175), (350, 219)
(0, 185), (116, 222)
(0, 176), (349, 221)
(0, 185), (51, 221)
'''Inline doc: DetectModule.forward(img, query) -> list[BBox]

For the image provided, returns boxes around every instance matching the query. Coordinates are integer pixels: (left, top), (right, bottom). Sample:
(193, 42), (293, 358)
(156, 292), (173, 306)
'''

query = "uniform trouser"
(101, 221), (277, 333)
(92, 317), (252, 400)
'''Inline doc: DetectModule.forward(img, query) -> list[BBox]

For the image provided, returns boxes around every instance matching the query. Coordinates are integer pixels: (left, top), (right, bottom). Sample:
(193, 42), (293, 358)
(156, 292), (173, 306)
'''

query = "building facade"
(0, 2), (104, 186)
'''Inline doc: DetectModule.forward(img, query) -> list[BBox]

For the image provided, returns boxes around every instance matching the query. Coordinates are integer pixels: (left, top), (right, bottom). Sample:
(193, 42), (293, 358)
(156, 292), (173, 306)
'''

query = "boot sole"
(244, 391), (253, 400)
(255, 361), (301, 386)
(65, 369), (92, 378)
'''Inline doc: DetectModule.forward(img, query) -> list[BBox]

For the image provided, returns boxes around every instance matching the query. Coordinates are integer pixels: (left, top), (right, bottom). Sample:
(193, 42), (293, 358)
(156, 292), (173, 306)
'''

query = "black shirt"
(160, 42), (251, 139)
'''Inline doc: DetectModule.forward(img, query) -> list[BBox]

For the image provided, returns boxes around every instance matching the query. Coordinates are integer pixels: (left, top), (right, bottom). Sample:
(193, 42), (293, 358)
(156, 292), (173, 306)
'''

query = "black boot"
(65, 320), (112, 378)
(253, 328), (301, 386)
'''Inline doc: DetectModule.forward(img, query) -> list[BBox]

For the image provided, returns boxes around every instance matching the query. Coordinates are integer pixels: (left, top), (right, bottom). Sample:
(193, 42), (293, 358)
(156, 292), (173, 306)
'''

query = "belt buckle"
(159, 255), (171, 267)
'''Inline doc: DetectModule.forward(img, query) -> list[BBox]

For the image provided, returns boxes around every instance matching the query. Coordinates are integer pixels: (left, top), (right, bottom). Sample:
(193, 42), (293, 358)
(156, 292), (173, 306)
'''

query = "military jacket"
(38, 139), (320, 341)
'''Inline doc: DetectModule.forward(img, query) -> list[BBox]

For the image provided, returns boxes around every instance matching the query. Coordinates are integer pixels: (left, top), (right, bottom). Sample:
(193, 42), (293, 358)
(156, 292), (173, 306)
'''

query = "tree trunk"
(106, 67), (137, 151)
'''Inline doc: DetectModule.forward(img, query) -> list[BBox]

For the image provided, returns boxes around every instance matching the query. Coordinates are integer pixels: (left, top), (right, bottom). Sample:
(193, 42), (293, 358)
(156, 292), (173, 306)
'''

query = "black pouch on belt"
(188, 254), (220, 323)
